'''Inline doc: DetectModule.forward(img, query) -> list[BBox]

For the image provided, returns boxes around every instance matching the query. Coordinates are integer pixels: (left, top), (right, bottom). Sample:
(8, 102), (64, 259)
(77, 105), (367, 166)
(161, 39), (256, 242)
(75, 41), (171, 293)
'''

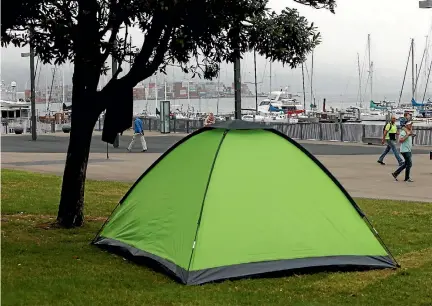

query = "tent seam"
(186, 129), (229, 280)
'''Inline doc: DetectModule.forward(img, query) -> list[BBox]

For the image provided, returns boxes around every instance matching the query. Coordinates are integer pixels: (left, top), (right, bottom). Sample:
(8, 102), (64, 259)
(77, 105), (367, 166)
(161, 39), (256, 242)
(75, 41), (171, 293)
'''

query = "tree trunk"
(56, 99), (100, 228)
(54, 0), (104, 228)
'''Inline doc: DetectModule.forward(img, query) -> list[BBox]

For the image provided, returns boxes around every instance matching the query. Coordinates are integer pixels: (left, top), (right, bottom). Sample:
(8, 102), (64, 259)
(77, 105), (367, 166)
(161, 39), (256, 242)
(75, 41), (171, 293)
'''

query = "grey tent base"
(93, 237), (397, 285)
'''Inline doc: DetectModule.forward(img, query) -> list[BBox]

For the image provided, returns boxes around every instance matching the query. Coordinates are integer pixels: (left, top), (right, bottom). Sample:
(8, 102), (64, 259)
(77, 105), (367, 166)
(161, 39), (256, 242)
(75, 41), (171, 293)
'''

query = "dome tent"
(93, 120), (398, 285)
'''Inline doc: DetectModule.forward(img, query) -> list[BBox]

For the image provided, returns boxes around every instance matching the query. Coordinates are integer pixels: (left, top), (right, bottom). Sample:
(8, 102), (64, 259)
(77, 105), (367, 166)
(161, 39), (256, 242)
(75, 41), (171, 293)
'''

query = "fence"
(1, 119), (31, 135)
(1, 118), (67, 135)
(2, 115), (102, 135)
(3, 116), (431, 146)
(141, 118), (432, 146)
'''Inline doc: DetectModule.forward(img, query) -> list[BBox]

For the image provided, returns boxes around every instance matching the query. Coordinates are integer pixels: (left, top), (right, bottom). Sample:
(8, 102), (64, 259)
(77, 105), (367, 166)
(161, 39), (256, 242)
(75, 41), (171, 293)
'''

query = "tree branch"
(99, 0), (118, 37)
(100, 24), (121, 64)
(144, 26), (173, 77)
(293, 0), (336, 13)
(127, 11), (165, 75)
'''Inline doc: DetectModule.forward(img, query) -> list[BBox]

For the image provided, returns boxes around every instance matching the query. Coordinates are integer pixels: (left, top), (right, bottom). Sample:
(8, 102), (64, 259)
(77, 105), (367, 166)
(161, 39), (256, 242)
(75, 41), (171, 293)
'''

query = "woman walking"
(392, 121), (414, 182)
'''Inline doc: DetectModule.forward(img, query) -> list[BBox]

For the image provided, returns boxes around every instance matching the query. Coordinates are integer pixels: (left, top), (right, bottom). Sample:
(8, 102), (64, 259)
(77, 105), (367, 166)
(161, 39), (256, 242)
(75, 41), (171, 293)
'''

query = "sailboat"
(350, 34), (388, 121)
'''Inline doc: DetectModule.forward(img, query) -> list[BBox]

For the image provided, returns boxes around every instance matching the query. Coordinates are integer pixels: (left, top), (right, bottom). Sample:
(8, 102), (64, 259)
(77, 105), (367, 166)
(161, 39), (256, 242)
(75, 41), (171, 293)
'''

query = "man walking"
(399, 112), (411, 128)
(377, 115), (404, 166)
(127, 117), (147, 152)
(392, 121), (414, 182)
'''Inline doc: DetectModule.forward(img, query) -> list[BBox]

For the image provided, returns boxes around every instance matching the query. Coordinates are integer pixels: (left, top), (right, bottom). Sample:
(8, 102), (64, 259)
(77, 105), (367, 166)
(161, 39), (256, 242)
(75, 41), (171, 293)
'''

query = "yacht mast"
(62, 68), (65, 104)
(217, 63), (221, 115)
(357, 53), (362, 107)
(311, 51), (314, 106)
(155, 75), (158, 112)
(425, 36), (429, 88)
(164, 77), (167, 101)
(412, 38), (415, 100)
(145, 82), (149, 106)
(269, 61), (272, 94)
(368, 34), (373, 103)
(398, 42), (413, 106)
(422, 59), (432, 102)
(254, 49), (258, 112)
(45, 72), (48, 112)
(301, 62), (306, 111)
(187, 80), (190, 106)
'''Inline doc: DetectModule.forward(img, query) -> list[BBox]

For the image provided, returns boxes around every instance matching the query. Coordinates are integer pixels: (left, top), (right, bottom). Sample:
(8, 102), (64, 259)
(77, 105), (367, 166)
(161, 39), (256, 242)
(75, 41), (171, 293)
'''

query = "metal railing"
(4, 116), (431, 146)
(140, 118), (432, 146)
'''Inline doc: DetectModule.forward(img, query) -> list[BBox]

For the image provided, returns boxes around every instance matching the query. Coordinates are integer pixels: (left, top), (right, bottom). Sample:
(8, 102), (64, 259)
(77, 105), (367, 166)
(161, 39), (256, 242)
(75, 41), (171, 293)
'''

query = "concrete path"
(2, 152), (431, 203)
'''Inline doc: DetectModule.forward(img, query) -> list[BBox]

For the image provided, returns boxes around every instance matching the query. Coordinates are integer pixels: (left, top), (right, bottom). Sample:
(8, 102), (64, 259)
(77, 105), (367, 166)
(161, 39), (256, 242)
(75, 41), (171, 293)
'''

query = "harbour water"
(36, 93), (417, 116)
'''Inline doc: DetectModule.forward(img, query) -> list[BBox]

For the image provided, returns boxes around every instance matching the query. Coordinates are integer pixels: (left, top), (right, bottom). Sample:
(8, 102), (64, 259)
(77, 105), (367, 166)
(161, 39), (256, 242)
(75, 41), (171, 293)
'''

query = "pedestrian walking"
(377, 115), (404, 166)
(127, 117), (147, 152)
(392, 121), (414, 182)
(399, 112), (411, 128)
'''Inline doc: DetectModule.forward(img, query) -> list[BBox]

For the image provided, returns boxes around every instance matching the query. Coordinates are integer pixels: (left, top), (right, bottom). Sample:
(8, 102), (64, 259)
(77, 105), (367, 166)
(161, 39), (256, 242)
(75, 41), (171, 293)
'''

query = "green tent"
(93, 120), (398, 285)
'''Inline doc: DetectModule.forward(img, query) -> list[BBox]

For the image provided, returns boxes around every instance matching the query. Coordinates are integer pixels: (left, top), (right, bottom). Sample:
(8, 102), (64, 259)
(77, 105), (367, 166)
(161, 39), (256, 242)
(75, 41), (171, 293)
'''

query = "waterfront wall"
(139, 118), (432, 146)
(3, 117), (431, 146)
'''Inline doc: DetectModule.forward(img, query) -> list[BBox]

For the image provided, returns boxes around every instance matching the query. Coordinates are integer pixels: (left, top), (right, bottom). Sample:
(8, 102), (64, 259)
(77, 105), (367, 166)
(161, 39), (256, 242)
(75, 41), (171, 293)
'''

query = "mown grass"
(2, 169), (432, 306)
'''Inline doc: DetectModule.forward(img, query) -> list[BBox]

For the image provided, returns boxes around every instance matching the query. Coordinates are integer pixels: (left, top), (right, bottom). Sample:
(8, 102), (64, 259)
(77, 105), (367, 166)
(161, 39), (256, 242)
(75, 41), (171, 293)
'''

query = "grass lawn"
(2, 169), (432, 306)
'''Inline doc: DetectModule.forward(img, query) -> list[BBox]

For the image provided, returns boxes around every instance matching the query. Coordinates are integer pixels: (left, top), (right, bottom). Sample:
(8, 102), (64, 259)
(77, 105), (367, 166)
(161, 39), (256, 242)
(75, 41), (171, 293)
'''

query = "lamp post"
(419, 0), (432, 8)
(21, 26), (36, 141)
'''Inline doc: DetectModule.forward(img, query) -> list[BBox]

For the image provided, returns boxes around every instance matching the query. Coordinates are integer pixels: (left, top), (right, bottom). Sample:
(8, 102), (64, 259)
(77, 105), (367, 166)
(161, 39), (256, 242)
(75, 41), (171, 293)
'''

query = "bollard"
(430, 151), (432, 160)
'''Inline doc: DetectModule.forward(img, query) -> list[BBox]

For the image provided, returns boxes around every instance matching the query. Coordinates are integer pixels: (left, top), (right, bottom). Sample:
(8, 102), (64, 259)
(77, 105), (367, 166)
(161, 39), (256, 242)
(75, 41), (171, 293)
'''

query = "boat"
(1, 99), (31, 118)
(242, 112), (298, 124)
(361, 109), (387, 121)
(1, 99), (31, 134)
(257, 90), (304, 116)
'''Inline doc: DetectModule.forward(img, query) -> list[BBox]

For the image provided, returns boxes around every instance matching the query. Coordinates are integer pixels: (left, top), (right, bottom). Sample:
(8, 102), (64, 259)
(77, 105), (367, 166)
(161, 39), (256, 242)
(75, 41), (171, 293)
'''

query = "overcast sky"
(1, 0), (431, 97)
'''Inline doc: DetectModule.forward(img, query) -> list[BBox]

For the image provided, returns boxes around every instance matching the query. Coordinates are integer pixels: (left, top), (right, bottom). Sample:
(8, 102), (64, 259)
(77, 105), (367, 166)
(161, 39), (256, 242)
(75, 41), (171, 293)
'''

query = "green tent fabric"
(93, 120), (398, 285)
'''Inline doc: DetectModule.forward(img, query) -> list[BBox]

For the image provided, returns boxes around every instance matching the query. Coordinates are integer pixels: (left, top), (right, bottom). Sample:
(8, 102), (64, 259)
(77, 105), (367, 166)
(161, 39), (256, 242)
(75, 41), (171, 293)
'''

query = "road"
(2, 133), (430, 156)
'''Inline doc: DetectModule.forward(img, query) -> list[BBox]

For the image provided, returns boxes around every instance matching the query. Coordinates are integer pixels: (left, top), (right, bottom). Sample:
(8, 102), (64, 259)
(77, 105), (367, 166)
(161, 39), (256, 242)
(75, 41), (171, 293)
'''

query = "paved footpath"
(2, 150), (431, 203)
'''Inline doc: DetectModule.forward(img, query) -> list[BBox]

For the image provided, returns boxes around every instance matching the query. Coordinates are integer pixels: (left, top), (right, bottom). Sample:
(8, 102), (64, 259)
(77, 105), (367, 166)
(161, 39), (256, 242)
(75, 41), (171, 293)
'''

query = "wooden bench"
(362, 137), (382, 145)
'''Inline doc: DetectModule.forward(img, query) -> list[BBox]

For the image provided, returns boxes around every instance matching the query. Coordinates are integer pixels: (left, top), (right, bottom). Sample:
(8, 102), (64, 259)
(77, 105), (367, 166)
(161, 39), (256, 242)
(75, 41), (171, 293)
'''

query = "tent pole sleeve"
(362, 216), (400, 267)
(187, 129), (229, 272)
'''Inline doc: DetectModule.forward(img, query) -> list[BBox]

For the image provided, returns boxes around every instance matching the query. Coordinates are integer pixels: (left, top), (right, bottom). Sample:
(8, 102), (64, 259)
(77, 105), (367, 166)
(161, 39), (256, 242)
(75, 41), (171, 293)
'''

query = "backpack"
(382, 122), (392, 132)
(383, 122), (397, 140)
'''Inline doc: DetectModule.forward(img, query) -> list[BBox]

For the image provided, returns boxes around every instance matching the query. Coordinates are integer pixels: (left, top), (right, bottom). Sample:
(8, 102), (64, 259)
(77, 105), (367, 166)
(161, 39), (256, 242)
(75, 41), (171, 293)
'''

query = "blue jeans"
(394, 152), (412, 181)
(378, 139), (403, 165)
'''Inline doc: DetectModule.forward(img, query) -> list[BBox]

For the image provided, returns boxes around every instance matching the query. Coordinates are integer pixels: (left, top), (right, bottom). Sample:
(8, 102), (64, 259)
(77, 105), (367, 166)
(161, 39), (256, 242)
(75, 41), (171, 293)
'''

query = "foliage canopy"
(2, 0), (336, 83)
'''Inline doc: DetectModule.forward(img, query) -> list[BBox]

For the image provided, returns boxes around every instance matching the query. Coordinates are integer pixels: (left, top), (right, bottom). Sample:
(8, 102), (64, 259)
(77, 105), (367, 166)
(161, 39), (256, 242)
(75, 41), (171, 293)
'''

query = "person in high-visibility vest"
(377, 115), (404, 166)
